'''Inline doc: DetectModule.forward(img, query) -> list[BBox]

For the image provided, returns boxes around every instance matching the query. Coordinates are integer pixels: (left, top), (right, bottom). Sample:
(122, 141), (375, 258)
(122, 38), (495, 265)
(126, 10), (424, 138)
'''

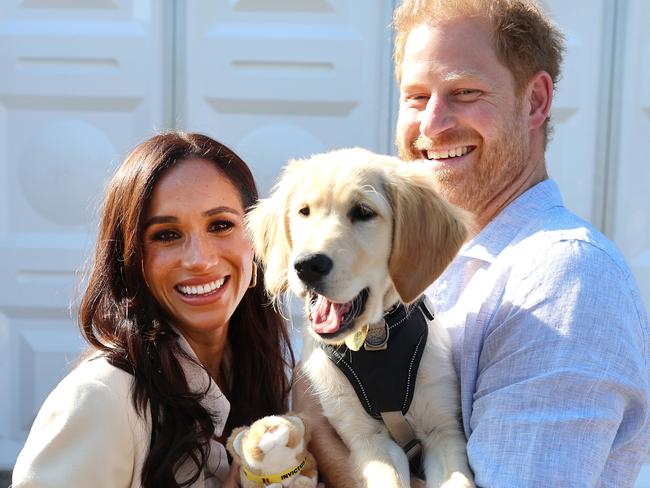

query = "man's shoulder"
(494, 206), (648, 333)
(487, 204), (648, 326)
(516, 203), (601, 245)
(506, 205), (630, 277)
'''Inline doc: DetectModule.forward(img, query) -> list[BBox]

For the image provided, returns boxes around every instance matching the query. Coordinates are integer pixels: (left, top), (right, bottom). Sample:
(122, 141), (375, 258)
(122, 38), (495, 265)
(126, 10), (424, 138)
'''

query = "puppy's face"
(286, 155), (395, 343)
(247, 148), (469, 347)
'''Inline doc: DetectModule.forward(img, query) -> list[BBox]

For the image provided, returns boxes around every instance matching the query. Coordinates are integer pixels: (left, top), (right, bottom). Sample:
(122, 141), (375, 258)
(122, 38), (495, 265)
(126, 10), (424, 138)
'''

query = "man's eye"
(349, 204), (376, 222)
(455, 89), (481, 98)
(404, 94), (429, 104)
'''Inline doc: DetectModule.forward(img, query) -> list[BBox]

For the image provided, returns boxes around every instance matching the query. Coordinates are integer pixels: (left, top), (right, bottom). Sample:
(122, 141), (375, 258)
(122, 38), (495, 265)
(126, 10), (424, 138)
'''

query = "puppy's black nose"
(294, 253), (333, 285)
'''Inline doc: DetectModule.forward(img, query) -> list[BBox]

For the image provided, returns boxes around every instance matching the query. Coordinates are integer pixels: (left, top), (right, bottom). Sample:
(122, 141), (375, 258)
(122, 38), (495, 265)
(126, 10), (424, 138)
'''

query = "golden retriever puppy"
(247, 148), (474, 488)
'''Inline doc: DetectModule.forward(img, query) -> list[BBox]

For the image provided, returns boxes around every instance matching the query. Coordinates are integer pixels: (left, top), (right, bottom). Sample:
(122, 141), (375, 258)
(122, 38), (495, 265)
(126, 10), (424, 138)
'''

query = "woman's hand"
(410, 477), (426, 488)
(222, 460), (241, 488)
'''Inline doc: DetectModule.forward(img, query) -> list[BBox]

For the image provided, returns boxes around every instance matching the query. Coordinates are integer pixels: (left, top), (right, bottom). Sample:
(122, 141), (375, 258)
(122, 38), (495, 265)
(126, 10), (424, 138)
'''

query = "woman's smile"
(176, 276), (227, 297)
(174, 275), (230, 306)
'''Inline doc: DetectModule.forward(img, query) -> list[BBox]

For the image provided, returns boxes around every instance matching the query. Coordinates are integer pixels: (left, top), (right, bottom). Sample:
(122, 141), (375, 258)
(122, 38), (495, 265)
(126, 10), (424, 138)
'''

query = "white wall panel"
(0, 0), (165, 469)
(180, 0), (394, 196)
(610, 0), (650, 311)
(541, 0), (611, 224)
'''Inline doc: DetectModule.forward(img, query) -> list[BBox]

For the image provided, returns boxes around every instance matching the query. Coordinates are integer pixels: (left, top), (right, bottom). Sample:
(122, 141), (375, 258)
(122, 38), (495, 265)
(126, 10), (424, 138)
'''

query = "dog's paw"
(292, 474), (318, 488)
(439, 471), (475, 488)
(361, 460), (407, 488)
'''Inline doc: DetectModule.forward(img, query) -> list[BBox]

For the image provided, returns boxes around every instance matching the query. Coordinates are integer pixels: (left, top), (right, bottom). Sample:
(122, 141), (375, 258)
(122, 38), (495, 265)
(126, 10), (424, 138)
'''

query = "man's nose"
(419, 94), (455, 137)
(182, 235), (217, 270)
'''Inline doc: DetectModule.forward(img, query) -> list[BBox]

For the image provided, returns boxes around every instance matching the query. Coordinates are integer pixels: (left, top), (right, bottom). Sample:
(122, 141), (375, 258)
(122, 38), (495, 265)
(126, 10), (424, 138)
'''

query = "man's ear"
(385, 165), (469, 303)
(526, 70), (553, 131)
(245, 160), (301, 299)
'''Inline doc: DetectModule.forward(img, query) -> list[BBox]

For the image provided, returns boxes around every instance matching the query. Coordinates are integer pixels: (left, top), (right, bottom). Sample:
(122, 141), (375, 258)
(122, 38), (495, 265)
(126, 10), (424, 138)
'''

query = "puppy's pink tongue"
(311, 295), (352, 334)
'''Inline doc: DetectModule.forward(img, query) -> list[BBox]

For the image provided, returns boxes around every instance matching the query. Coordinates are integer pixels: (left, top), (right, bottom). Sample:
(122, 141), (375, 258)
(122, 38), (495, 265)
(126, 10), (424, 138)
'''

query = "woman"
(12, 133), (294, 487)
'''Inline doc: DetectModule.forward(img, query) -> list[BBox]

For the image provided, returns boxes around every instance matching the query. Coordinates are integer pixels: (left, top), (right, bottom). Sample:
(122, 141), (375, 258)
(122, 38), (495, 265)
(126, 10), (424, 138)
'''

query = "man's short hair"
(393, 0), (565, 93)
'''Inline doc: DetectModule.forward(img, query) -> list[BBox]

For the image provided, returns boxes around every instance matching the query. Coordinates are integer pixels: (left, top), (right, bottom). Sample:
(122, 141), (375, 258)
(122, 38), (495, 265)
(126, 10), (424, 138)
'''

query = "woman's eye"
(151, 230), (179, 242)
(349, 204), (376, 222)
(209, 220), (234, 232)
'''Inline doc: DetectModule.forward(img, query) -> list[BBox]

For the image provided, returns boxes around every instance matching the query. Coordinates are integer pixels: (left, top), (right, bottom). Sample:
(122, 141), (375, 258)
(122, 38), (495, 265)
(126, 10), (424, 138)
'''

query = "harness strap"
(380, 411), (422, 461)
(322, 296), (436, 472)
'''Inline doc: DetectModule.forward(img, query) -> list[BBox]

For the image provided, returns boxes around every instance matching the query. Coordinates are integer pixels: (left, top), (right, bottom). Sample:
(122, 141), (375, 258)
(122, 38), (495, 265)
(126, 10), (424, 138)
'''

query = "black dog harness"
(321, 297), (434, 465)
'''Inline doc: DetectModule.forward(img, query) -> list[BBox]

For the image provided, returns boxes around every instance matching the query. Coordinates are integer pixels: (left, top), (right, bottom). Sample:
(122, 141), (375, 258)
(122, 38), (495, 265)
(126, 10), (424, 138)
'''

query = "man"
(295, 0), (650, 486)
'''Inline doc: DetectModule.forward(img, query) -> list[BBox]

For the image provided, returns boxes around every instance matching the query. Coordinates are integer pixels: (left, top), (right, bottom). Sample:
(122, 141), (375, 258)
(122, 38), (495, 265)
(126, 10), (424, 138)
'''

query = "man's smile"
(422, 145), (475, 161)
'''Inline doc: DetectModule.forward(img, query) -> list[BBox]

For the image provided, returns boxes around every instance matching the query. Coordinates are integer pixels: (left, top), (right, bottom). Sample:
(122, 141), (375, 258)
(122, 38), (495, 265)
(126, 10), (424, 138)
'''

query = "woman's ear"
(385, 165), (469, 303)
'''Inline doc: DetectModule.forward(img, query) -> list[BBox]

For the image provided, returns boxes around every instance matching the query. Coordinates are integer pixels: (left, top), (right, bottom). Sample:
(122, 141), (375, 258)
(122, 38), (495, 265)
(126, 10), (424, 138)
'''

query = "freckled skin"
(142, 158), (254, 375)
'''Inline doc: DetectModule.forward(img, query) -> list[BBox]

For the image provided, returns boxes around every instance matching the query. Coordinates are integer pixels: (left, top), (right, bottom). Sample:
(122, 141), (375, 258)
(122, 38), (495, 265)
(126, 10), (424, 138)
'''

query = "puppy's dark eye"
(299, 205), (310, 217)
(349, 204), (376, 222)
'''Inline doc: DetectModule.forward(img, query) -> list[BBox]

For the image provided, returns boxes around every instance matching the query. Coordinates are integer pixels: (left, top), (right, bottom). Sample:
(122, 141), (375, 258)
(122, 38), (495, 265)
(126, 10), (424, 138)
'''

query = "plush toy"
(227, 414), (318, 488)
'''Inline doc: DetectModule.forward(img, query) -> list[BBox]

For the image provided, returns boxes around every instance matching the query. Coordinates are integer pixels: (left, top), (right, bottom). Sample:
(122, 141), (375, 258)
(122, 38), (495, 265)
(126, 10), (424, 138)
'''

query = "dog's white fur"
(247, 148), (474, 487)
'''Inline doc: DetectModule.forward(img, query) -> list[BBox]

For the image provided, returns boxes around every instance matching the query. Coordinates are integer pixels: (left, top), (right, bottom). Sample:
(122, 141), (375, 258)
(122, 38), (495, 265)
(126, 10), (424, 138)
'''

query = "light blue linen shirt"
(426, 179), (650, 487)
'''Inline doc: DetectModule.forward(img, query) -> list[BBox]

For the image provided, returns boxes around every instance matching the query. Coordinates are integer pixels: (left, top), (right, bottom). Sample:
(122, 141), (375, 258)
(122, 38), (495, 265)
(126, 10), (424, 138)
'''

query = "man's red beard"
(397, 114), (529, 217)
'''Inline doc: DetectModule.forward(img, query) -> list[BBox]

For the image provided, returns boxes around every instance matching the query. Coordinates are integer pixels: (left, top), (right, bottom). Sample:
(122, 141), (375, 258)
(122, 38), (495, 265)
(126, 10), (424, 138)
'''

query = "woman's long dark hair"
(78, 132), (294, 487)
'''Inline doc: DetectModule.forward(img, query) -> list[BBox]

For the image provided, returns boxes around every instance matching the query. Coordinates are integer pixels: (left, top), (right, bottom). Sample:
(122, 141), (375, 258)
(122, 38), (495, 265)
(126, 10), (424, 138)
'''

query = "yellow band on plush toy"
(242, 456), (307, 485)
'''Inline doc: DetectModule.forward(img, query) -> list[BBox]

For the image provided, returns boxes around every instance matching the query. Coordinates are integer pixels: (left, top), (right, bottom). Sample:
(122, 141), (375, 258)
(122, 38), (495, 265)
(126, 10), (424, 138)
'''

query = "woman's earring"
(248, 262), (258, 289)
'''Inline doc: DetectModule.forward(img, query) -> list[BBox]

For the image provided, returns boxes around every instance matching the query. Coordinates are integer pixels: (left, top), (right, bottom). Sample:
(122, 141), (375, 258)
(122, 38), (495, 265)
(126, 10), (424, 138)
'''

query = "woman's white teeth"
(178, 278), (225, 296)
(427, 146), (470, 160)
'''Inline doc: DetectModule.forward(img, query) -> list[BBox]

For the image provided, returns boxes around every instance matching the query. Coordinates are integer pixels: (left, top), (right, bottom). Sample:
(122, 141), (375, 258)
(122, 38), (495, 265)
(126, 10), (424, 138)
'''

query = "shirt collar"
(459, 179), (564, 263)
(171, 325), (231, 437)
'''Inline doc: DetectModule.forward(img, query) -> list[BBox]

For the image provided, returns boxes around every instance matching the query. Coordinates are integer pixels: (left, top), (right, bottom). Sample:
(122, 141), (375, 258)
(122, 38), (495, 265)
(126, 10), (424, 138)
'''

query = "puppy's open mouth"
(308, 288), (369, 338)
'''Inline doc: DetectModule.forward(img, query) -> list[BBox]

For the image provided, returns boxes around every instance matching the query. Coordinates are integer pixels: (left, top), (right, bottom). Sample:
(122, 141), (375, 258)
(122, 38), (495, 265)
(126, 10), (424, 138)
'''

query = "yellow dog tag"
(345, 324), (369, 351)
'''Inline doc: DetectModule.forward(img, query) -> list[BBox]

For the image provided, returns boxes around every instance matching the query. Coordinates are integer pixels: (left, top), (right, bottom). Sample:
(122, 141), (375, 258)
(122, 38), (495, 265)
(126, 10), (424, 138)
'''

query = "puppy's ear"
(245, 160), (300, 299)
(226, 426), (248, 464)
(385, 165), (469, 303)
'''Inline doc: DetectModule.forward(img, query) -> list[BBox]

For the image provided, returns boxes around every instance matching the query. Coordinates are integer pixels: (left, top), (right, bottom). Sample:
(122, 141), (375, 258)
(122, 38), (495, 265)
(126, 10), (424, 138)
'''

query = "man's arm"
(292, 370), (359, 488)
(467, 241), (650, 486)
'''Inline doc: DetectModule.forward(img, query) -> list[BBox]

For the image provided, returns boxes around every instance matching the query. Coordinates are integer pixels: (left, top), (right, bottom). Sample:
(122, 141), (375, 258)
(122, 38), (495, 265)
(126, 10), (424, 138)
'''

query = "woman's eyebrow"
(144, 215), (177, 228)
(144, 206), (242, 229)
(203, 206), (241, 217)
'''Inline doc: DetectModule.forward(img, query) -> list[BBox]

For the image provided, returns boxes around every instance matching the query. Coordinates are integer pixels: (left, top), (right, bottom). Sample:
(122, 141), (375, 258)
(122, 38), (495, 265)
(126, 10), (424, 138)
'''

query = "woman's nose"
(182, 234), (218, 271)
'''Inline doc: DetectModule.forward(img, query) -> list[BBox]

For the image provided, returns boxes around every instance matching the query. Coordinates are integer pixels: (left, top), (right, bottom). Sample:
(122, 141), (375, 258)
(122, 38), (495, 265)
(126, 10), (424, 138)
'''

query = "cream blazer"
(13, 340), (231, 488)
